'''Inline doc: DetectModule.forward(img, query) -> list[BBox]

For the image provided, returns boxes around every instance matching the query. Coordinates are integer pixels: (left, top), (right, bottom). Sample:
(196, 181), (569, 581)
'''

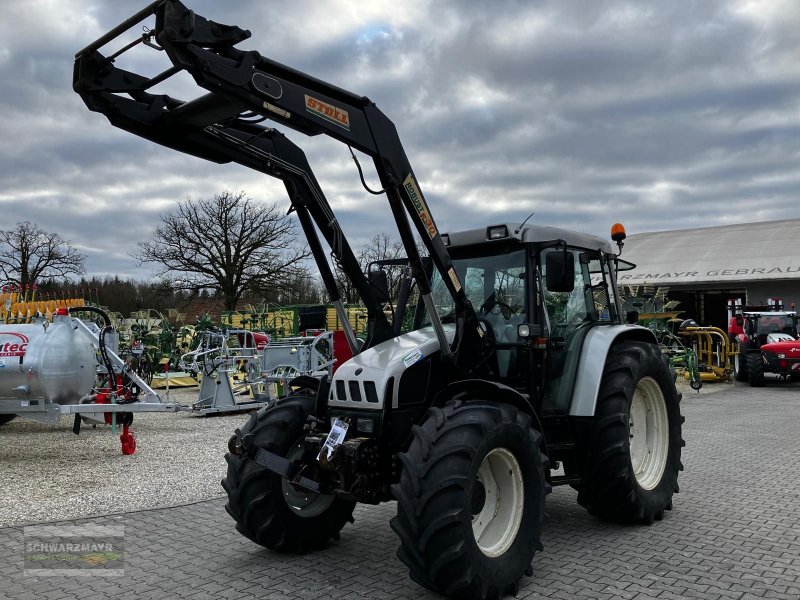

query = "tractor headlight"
(487, 225), (508, 240)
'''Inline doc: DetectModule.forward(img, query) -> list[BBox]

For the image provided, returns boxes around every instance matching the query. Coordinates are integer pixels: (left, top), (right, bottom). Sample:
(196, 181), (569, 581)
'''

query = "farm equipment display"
(728, 299), (800, 386)
(617, 287), (705, 389)
(74, 4), (684, 598)
(0, 307), (184, 453)
(676, 323), (734, 387)
(180, 329), (269, 415)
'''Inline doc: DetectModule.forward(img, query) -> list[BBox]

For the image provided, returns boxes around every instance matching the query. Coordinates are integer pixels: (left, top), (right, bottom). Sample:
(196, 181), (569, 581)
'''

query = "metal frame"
(72, 0), (490, 376)
(180, 329), (268, 415)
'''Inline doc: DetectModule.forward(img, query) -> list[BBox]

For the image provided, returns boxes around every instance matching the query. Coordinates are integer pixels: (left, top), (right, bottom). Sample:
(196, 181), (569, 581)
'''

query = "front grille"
(330, 378), (383, 406)
(348, 380), (362, 402)
(363, 381), (379, 403)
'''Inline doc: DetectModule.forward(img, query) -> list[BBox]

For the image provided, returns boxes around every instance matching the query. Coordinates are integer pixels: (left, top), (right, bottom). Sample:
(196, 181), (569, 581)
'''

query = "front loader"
(74, 4), (684, 598)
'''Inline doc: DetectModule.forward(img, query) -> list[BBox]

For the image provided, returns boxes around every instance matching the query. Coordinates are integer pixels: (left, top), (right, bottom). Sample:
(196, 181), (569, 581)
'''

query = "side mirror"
(545, 251), (574, 292)
(393, 270), (414, 336)
(368, 268), (390, 304)
(626, 310), (639, 324)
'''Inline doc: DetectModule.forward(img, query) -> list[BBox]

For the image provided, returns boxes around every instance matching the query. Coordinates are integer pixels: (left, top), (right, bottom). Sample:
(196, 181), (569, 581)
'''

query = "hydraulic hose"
(68, 305), (117, 392)
(68, 305), (111, 327)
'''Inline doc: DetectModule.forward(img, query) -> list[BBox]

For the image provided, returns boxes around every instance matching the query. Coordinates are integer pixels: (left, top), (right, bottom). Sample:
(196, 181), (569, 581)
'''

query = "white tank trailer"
(0, 317), (96, 406)
(0, 311), (180, 432)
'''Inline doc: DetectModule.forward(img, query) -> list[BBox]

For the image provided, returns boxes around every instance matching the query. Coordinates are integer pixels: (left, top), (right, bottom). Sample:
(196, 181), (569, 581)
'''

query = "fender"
(569, 325), (658, 417)
(433, 379), (545, 446)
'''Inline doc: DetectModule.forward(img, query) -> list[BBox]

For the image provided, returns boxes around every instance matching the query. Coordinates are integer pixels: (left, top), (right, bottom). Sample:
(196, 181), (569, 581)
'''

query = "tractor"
(729, 299), (800, 386)
(74, 3), (684, 597)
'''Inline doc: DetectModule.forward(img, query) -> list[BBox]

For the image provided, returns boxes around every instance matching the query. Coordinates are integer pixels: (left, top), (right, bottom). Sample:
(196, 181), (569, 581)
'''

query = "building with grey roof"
(621, 219), (800, 329)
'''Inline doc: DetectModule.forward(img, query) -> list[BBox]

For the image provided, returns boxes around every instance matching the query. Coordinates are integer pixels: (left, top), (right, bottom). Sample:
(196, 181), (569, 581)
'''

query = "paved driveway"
(1, 382), (799, 599)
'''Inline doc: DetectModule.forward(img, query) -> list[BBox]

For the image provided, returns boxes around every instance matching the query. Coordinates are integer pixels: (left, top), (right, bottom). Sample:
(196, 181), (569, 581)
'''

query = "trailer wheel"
(746, 353), (765, 387)
(577, 341), (683, 524)
(221, 396), (355, 553)
(733, 344), (748, 381)
(391, 401), (549, 599)
(0, 414), (16, 426)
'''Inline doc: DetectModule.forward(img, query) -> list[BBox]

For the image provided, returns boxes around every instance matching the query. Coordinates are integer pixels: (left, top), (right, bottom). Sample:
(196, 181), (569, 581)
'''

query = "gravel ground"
(0, 388), (252, 527)
(0, 373), (742, 528)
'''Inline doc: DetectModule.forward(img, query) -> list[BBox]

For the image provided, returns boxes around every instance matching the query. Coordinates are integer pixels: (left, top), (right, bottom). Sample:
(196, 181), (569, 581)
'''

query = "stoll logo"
(403, 174), (437, 239)
(0, 332), (29, 357)
(304, 95), (350, 130)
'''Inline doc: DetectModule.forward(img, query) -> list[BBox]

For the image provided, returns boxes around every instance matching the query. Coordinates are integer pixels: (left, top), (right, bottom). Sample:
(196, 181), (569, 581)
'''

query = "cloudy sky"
(1, 0), (799, 281)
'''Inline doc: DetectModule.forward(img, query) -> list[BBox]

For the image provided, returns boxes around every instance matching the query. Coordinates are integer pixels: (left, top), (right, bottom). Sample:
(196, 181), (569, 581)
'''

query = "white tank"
(0, 316), (96, 404)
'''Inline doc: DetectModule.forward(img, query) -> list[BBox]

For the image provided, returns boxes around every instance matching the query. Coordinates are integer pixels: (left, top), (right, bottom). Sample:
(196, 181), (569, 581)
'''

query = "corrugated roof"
(620, 219), (800, 285)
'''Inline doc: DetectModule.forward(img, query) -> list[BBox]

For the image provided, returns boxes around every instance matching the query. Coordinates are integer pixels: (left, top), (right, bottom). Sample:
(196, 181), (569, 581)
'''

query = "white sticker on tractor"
(318, 418), (349, 461)
(403, 349), (424, 367)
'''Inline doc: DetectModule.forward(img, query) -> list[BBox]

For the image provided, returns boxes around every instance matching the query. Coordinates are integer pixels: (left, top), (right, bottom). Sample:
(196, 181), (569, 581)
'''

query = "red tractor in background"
(728, 299), (800, 386)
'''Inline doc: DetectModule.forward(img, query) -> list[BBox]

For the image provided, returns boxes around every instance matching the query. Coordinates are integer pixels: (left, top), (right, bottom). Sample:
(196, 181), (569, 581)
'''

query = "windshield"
(420, 249), (527, 328)
(753, 314), (797, 336)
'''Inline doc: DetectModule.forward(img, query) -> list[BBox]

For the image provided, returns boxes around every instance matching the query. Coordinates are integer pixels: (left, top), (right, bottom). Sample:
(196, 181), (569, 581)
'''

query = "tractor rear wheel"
(746, 353), (765, 387)
(0, 414), (16, 426)
(391, 401), (549, 599)
(577, 341), (683, 524)
(733, 344), (748, 381)
(222, 396), (355, 552)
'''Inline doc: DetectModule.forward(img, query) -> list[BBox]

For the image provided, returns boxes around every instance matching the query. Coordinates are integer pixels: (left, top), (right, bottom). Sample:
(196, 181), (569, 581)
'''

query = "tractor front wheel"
(746, 353), (765, 387)
(221, 396), (355, 553)
(391, 401), (549, 599)
(733, 344), (748, 382)
(577, 341), (683, 524)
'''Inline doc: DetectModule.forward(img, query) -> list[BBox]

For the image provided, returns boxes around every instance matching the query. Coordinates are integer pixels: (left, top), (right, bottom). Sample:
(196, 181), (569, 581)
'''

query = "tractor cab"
(744, 312), (798, 345)
(415, 223), (628, 416)
(729, 300), (799, 349)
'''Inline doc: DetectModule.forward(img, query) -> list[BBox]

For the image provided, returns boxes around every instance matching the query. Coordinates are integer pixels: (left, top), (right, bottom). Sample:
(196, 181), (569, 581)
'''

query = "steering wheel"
(490, 300), (516, 318)
(480, 295), (518, 320)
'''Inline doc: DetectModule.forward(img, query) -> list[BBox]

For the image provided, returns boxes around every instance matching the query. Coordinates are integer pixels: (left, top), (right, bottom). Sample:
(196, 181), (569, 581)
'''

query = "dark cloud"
(0, 0), (798, 285)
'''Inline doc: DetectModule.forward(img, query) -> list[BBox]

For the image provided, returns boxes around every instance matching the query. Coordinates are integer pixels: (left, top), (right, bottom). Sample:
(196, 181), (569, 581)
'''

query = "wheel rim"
(629, 376), (669, 490)
(281, 441), (335, 517)
(471, 447), (524, 557)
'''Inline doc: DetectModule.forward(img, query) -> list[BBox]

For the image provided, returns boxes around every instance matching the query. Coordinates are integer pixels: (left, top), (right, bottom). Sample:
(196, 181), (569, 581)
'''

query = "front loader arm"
(73, 56), (393, 352)
(74, 0), (492, 376)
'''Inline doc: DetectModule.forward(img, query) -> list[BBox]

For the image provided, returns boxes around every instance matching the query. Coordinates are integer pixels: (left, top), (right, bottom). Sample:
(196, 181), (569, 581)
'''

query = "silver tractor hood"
(328, 325), (457, 411)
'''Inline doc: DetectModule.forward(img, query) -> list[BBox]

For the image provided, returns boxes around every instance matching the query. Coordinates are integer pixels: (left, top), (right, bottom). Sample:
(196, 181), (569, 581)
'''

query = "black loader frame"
(73, 0), (490, 378)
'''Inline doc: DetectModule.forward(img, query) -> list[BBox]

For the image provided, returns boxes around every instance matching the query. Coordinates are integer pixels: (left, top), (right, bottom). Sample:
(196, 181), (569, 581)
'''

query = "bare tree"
(0, 221), (86, 289)
(136, 191), (311, 311)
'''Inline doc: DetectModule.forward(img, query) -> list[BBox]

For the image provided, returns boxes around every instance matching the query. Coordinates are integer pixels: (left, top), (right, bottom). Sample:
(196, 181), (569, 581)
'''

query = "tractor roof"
(444, 223), (612, 253)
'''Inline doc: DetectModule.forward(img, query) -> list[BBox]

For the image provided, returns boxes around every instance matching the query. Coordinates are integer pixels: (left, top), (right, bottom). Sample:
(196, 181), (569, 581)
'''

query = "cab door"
(540, 248), (597, 415)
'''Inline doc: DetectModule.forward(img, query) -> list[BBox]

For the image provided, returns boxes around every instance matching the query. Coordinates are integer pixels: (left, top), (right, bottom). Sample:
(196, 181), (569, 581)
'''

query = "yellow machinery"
(1, 288), (87, 324)
(679, 326), (735, 383)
